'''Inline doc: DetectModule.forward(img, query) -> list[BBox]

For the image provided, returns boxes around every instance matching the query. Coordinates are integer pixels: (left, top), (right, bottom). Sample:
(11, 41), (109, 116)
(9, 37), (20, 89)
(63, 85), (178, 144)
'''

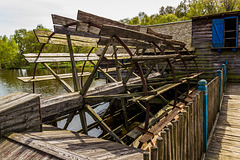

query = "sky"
(0, 0), (182, 37)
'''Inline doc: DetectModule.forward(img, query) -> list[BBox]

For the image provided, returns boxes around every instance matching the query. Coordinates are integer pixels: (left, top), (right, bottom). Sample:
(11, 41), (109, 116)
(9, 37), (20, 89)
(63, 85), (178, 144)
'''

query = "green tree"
(187, 0), (205, 17)
(129, 16), (140, 25)
(140, 14), (152, 25)
(0, 36), (19, 68)
(175, 0), (188, 18)
(120, 18), (131, 24)
(220, 0), (239, 11)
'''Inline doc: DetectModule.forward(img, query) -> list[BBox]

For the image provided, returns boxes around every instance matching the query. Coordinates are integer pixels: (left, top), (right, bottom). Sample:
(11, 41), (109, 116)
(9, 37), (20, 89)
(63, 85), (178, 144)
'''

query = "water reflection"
(0, 67), (104, 97)
(0, 68), (107, 137)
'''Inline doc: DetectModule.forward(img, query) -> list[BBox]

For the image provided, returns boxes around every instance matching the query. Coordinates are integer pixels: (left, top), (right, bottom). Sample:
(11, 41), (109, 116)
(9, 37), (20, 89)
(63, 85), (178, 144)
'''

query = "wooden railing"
(143, 61), (228, 160)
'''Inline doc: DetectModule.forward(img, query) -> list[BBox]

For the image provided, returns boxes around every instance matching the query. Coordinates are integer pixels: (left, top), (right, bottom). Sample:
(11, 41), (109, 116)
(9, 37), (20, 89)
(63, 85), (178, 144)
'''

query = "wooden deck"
(206, 83), (240, 160)
(0, 125), (144, 160)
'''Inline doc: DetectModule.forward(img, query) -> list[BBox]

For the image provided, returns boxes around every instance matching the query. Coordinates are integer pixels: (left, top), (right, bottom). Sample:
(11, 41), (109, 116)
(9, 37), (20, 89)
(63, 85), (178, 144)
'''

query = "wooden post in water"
(198, 79), (208, 152)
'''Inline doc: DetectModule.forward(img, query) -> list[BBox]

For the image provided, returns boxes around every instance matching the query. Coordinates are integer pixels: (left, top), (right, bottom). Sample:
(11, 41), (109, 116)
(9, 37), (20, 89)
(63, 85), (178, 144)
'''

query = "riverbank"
(1, 61), (94, 70)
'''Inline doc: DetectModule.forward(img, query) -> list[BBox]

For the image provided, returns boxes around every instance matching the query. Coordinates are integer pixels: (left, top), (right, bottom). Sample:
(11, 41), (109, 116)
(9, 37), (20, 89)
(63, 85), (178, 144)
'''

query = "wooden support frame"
(67, 35), (81, 91)
(81, 45), (109, 96)
(18, 10), (204, 147)
(84, 104), (124, 144)
(42, 63), (74, 92)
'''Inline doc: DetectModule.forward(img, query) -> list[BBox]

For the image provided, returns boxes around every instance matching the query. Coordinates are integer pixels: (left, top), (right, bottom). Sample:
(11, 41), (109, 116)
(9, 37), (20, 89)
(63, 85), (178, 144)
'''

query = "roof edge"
(141, 20), (192, 28)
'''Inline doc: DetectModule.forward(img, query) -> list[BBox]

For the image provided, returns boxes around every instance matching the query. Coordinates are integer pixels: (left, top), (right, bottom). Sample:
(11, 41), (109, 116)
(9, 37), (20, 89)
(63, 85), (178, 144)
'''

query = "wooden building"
(192, 11), (240, 82)
(146, 11), (240, 82)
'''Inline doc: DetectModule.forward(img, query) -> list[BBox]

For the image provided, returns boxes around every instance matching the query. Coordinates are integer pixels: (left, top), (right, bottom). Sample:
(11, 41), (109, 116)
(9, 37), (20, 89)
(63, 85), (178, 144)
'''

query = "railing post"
(198, 79), (208, 152)
(222, 64), (226, 87)
(225, 61), (228, 75)
(217, 70), (222, 112)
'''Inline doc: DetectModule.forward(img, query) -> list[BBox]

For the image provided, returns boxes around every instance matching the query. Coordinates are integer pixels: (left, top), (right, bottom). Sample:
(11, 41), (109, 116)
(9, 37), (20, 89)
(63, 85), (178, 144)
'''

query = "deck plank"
(206, 83), (240, 160)
(4, 125), (144, 160)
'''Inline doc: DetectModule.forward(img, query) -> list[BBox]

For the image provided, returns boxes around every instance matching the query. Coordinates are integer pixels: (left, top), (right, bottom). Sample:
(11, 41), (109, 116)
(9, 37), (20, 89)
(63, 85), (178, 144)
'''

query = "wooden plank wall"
(207, 76), (220, 137)
(0, 92), (42, 136)
(192, 16), (240, 82)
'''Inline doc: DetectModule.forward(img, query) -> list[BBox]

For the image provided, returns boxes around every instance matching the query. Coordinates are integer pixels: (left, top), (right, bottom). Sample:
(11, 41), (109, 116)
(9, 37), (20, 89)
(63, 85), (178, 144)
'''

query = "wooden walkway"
(206, 83), (240, 160)
(0, 125), (144, 160)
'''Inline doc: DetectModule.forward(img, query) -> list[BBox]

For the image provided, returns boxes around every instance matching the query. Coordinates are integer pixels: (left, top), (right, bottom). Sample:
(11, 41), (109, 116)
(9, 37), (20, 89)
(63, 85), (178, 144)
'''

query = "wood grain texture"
(4, 125), (144, 160)
(0, 93), (41, 136)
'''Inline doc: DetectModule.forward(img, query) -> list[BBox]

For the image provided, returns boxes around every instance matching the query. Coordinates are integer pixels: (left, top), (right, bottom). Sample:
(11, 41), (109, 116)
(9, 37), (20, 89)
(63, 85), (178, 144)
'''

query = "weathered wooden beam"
(131, 54), (178, 61)
(6, 132), (91, 160)
(42, 63), (74, 93)
(140, 83), (181, 101)
(98, 37), (152, 48)
(146, 28), (173, 39)
(63, 111), (75, 130)
(114, 45), (122, 82)
(164, 39), (186, 47)
(89, 61), (117, 83)
(84, 104), (124, 144)
(0, 92), (42, 136)
(52, 14), (77, 26)
(41, 92), (83, 122)
(120, 98), (129, 131)
(54, 25), (99, 38)
(84, 92), (147, 103)
(100, 25), (163, 43)
(135, 100), (154, 117)
(24, 53), (99, 63)
(144, 63), (157, 78)
(81, 45), (109, 96)
(77, 10), (140, 31)
(41, 72), (162, 122)
(34, 30), (99, 47)
(17, 72), (91, 83)
(34, 30), (99, 43)
(67, 35), (81, 91)
(128, 101), (174, 144)
(140, 103), (185, 150)
(79, 109), (88, 134)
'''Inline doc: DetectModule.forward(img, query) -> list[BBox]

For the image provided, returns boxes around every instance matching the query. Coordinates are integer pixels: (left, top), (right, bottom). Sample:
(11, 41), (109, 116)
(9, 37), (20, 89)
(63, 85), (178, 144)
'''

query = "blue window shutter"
(212, 19), (224, 47)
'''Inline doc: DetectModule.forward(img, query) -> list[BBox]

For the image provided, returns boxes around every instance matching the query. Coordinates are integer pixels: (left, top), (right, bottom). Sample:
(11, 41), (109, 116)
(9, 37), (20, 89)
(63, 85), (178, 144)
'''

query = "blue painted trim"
(198, 79), (208, 152)
(212, 16), (239, 47)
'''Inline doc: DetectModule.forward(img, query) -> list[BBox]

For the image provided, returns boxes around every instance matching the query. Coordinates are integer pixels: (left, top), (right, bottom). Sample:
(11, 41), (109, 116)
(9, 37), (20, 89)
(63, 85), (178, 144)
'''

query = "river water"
(0, 68), (107, 137)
